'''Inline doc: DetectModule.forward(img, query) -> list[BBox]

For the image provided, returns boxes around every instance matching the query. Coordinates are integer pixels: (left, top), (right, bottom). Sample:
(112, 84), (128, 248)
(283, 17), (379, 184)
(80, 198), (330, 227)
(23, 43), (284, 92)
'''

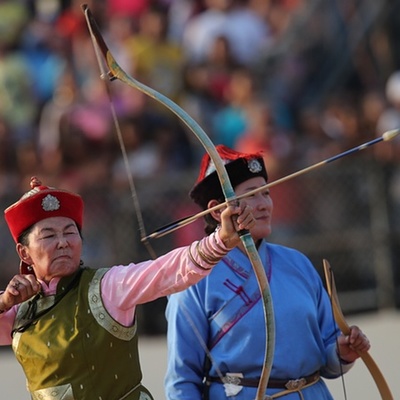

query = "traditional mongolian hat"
(4, 177), (84, 274)
(4, 176), (84, 243)
(189, 145), (268, 209)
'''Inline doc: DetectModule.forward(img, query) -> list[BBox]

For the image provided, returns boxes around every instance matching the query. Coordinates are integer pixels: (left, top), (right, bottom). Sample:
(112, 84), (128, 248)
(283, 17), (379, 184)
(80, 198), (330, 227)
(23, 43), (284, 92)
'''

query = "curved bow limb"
(81, 4), (275, 399)
(323, 259), (393, 400)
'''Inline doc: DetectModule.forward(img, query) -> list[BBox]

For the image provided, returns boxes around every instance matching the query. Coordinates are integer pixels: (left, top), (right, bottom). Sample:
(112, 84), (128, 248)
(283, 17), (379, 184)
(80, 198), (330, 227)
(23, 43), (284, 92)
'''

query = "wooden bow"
(81, 5), (275, 398)
(323, 259), (393, 400)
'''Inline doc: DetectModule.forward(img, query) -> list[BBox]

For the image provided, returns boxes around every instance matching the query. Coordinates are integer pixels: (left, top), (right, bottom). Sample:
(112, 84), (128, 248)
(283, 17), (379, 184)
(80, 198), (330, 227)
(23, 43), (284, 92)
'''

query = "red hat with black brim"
(189, 145), (268, 209)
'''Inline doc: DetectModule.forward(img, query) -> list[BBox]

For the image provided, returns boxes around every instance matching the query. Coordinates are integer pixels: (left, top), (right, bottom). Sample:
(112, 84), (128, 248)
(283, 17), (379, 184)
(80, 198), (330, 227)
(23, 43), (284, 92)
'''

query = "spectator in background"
(179, 33), (243, 154)
(181, 0), (232, 64)
(374, 70), (400, 167)
(211, 67), (261, 148)
(375, 70), (400, 163)
(111, 115), (161, 185)
(0, 1), (30, 48)
(20, 6), (68, 108)
(199, 35), (241, 105)
(374, 70), (400, 235)
(106, 0), (150, 19)
(296, 106), (331, 164)
(359, 90), (387, 137)
(0, 46), (37, 145)
(181, 0), (270, 67)
(235, 102), (292, 177)
(37, 68), (78, 154)
(234, 102), (304, 241)
(0, 117), (19, 197)
(221, 0), (270, 67)
(167, 0), (203, 45)
(123, 4), (184, 106)
(317, 94), (368, 168)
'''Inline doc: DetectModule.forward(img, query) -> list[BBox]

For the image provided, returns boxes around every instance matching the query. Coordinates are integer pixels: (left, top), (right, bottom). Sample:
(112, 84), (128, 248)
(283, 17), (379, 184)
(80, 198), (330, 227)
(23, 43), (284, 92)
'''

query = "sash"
(209, 242), (271, 348)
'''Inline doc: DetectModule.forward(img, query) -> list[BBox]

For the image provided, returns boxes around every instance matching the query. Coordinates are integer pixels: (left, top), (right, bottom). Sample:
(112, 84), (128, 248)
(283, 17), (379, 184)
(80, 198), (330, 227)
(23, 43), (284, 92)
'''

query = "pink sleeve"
(0, 307), (17, 345)
(101, 230), (229, 326)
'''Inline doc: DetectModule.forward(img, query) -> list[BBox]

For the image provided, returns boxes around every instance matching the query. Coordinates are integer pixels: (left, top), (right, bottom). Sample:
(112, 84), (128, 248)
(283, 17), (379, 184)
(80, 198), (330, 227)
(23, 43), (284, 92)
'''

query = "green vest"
(12, 268), (153, 400)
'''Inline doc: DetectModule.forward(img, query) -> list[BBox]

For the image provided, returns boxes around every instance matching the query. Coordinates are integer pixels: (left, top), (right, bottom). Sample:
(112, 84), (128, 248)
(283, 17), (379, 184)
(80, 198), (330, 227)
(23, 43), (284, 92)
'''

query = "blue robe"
(165, 241), (352, 399)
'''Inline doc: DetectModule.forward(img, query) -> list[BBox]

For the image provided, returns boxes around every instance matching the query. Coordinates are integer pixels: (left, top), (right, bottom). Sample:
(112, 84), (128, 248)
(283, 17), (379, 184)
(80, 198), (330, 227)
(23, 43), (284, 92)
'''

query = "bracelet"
(196, 241), (221, 265)
(188, 243), (211, 271)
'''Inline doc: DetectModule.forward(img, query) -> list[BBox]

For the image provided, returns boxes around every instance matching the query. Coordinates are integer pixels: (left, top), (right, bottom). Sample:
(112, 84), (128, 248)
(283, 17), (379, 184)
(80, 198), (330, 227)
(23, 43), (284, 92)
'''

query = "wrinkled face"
(17, 216), (82, 283)
(234, 176), (273, 241)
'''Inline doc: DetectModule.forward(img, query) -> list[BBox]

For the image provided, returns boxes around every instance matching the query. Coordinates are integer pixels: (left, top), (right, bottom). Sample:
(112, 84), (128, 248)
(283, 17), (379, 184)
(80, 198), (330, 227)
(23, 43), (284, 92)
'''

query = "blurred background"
(1, 0), (400, 336)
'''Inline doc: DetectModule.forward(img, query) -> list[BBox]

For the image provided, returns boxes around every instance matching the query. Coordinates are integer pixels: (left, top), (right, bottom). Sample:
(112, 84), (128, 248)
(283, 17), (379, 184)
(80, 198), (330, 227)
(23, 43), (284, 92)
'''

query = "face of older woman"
(16, 216), (83, 283)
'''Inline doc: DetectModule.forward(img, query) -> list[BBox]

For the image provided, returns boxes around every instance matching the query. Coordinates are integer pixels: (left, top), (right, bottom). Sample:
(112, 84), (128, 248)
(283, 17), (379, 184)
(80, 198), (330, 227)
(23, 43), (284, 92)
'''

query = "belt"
(207, 371), (320, 390)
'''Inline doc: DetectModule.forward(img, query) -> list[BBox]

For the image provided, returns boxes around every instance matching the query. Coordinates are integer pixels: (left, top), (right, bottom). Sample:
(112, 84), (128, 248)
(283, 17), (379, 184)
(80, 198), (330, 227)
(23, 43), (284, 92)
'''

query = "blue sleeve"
(165, 282), (208, 400)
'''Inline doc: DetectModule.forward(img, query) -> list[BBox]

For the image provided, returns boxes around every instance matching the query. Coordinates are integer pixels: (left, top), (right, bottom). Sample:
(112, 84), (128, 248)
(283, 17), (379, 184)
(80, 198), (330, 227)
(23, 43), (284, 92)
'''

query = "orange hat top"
(4, 176), (84, 243)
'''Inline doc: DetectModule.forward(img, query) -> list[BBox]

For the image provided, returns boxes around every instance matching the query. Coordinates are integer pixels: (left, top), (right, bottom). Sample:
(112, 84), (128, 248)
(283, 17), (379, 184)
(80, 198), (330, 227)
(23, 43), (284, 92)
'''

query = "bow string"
(82, 4), (275, 399)
(81, 6), (157, 260)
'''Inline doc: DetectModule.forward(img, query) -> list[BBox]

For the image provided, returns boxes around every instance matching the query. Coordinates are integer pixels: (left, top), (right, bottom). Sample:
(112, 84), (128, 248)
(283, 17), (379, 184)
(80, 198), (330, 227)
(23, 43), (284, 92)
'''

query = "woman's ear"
(16, 243), (33, 266)
(208, 199), (224, 223)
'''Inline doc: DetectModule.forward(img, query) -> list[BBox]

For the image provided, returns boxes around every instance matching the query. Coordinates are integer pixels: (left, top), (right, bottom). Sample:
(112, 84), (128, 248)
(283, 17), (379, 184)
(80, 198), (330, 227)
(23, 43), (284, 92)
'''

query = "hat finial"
(30, 176), (42, 189)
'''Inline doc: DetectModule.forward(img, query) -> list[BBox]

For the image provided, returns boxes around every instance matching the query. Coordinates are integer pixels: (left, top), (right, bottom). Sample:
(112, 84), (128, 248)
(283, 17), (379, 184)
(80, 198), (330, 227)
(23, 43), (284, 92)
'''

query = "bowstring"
(326, 266), (348, 400)
(86, 19), (157, 260)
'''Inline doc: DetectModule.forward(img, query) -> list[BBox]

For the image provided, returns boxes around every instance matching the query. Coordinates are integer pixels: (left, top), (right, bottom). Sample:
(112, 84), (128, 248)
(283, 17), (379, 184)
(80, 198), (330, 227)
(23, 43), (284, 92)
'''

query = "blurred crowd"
(1, 0), (400, 328)
(0, 0), (400, 201)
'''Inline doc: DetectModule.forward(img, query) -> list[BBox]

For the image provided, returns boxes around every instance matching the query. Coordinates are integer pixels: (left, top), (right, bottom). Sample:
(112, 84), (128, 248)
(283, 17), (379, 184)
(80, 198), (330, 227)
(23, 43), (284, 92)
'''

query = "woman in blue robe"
(165, 145), (370, 400)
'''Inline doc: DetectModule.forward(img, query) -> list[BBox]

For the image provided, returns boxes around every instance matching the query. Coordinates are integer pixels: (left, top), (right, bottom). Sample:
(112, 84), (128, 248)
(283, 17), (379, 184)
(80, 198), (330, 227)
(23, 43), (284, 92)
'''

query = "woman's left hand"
(337, 325), (371, 363)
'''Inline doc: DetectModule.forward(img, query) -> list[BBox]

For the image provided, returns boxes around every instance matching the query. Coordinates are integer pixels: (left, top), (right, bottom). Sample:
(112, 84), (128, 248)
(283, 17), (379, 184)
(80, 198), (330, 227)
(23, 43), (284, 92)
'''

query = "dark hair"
(204, 212), (219, 235)
(203, 197), (224, 235)
(18, 226), (33, 246)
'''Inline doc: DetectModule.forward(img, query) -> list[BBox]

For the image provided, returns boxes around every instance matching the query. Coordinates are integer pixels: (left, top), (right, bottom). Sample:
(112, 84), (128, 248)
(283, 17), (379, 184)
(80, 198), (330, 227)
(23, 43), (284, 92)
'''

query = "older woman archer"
(0, 176), (255, 400)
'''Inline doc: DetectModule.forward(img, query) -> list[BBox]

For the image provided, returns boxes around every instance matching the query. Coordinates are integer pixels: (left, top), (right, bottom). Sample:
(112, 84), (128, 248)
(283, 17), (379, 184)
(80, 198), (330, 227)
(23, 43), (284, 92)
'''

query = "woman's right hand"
(219, 202), (255, 249)
(0, 274), (40, 312)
